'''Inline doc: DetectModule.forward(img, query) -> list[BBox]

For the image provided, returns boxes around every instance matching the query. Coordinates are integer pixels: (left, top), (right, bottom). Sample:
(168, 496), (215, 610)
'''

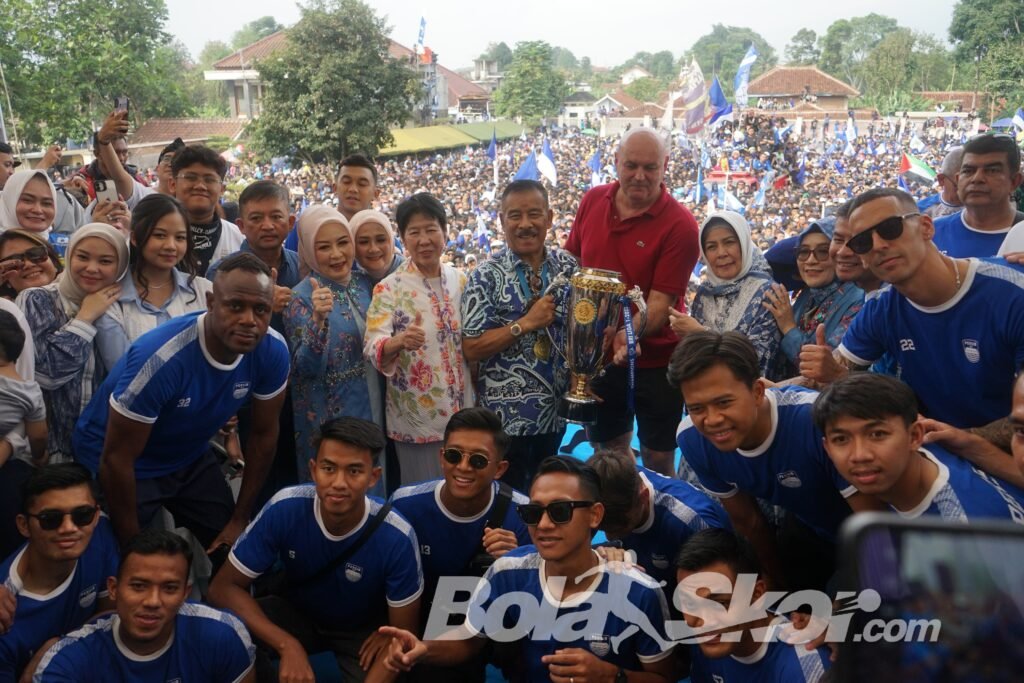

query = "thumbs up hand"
(310, 277), (333, 325)
(271, 267), (292, 313)
(401, 311), (427, 351)
(799, 323), (846, 384)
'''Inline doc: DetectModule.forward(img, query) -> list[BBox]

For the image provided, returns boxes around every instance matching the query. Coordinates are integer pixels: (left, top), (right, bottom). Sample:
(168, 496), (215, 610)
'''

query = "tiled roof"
(212, 32), (287, 69)
(747, 66), (859, 98)
(618, 103), (665, 118)
(596, 88), (641, 110)
(129, 118), (247, 145)
(565, 91), (597, 103)
(387, 41), (489, 102)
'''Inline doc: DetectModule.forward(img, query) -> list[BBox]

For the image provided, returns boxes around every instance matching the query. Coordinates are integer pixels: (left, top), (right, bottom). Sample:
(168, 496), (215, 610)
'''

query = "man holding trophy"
(565, 128), (700, 476)
(462, 180), (579, 491)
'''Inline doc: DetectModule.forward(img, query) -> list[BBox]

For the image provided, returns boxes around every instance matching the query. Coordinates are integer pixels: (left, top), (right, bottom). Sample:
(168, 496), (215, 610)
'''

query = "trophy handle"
(543, 273), (571, 363)
(626, 286), (648, 338)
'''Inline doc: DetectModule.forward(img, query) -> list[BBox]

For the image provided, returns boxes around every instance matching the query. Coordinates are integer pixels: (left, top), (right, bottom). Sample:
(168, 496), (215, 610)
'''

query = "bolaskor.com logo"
(424, 568), (941, 649)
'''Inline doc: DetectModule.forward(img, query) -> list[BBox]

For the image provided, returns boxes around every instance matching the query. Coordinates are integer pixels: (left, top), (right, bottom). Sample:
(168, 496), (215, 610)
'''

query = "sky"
(165, 0), (958, 71)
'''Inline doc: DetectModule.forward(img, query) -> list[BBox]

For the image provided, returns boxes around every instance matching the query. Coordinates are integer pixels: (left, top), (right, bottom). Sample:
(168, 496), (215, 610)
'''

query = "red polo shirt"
(566, 181), (699, 367)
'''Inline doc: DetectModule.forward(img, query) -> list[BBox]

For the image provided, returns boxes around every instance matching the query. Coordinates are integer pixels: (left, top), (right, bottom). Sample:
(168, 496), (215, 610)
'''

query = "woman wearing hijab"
(763, 216), (864, 378)
(669, 211), (781, 377)
(16, 223), (129, 461)
(0, 170), (64, 253)
(284, 205), (379, 479)
(0, 229), (63, 300)
(351, 208), (403, 285)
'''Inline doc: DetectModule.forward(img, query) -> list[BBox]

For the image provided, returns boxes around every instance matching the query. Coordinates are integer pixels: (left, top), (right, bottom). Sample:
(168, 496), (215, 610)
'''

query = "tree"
(251, 0), (420, 163)
(183, 40), (234, 116)
(785, 28), (819, 65)
(551, 46), (578, 72)
(949, 0), (1024, 114)
(623, 78), (663, 103)
(862, 29), (917, 96)
(492, 41), (569, 122)
(1, 0), (194, 148)
(819, 14), (900, 91)
(478, 41), (513, 70)
(686, 25), (777, 96)
(618, 50), (676, 81)
(231, 16), (283, 49)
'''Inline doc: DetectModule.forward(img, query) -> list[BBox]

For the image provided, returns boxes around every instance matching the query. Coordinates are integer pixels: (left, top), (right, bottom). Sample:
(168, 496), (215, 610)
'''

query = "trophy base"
(558, 396), (599, 425)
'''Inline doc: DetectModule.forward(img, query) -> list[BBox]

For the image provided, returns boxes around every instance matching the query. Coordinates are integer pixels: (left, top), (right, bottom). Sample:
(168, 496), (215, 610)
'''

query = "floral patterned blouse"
(364, 260), (473, 443)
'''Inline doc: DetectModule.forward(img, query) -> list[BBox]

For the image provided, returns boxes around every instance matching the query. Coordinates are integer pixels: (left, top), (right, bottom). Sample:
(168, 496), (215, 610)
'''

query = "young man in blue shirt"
(208, 417), (423, 683)
(72, 252), (290, 551)
(676, 529), (831, 683)
(671, 332), (878, 591)
(378, 456), (676, 683)
(390, 407), (530, 682)
(0, 464), (119, 682)
(814, 373), (1024, 523)
(33, 530), (255, 682)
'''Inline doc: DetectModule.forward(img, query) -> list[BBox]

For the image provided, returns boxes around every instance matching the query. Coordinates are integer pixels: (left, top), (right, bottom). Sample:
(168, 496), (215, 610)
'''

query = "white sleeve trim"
(839, 485), (858, 499)
(228, 551), (262, 580)
(638, 649), (675, 663)
(65, 318), (97, 341)
(386, 582), (424, 609)
(836, 344), (873, 367)
(708, 484), (740, 499)
(109, 394), (158, 425)
(253, 379), (288, 401)
(230, 663), (255, 683)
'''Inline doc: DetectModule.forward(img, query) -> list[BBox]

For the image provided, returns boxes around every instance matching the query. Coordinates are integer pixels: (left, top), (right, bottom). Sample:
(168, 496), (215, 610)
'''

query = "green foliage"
(250, 0), (420, 163)
(686, 25), (777, 96)
(478, 41), (513, 69)
(818, 14), (900, 91)
(851, 91), (933, 115)
(949, 0), (1024, 116)
(785, 29), (820, 65)
(623, 77), (665, 103)
(551, 46), (578, 72)
(1, 0), (194, 147)
(619, 51), (677, 81)
(492, 41), (569, 123)
(231, 16), (283, 49)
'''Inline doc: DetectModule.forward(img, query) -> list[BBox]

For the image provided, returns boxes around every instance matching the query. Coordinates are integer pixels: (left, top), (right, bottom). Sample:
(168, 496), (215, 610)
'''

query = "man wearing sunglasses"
(391, 407), (530, 682)
(0, 464), (119, 681)
(932, 134), (1024, 257)
(378, 455), (676, 683)
(805, 188), (1024, 439)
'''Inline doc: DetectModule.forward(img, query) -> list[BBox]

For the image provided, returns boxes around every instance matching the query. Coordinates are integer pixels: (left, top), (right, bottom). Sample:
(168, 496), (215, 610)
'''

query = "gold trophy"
(545, 268), (647, 424)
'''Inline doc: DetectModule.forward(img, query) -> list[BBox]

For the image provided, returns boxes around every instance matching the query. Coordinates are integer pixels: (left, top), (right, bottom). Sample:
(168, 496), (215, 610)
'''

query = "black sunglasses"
(517, 500), (595, 526)
(847, 213), (919, 255)
(0, 245), (49, 265)
(442, 448), (491, 470)
(27, 505), (99, 531)
(796, 245), (831, 262)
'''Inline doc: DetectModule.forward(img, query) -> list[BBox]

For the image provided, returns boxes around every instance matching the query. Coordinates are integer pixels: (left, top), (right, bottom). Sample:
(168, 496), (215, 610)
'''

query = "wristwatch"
(510, 322), (524, 337)
(614, 668), (628, 683)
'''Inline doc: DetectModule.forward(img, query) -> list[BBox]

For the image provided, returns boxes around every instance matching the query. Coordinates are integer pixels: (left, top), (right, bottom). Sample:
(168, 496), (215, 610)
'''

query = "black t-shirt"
(190, 219), (222, 275)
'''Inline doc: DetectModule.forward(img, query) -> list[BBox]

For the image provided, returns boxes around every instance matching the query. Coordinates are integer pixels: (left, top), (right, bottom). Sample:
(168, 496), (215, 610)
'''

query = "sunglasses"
(517, 500), (595, 526)
(796, 245), (831, 262)
(27, 505), (99, 531)
(0, 245), (49, 265)
(442, 448), (491, 470)
(847, 213), (919, 255)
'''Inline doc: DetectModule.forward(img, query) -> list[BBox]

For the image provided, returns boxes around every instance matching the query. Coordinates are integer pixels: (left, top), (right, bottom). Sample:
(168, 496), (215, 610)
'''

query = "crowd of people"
(0, 101), (1022, 683)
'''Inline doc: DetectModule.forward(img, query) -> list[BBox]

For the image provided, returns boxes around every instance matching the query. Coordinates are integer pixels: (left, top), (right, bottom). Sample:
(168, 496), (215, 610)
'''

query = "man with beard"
(461, 180), (578, 490)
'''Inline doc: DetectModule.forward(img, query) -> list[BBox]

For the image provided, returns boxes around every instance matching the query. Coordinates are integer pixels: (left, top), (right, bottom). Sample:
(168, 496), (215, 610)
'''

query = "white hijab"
(0, 170), (58, 233)
(699, 210), (756, 287)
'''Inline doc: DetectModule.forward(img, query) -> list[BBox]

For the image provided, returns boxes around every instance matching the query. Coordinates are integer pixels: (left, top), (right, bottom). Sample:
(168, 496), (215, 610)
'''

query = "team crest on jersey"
(78, 585), (97, 608)
(232, 381), (251, 399)
(713, 676), (725, 683)
(345, 562), (363, 582)
(962, 339), (980, 363)
(651, 553), (669, 569)
(777, 471), (802, 488)
(587, 634), (611, 657)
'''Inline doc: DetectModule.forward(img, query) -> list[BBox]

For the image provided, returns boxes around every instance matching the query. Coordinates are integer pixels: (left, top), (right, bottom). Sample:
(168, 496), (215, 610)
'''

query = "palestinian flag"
(900, 153), (936, 181)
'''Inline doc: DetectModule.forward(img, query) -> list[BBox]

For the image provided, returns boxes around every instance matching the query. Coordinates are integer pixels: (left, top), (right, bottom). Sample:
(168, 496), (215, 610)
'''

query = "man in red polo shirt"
(566, 128), (699, 475)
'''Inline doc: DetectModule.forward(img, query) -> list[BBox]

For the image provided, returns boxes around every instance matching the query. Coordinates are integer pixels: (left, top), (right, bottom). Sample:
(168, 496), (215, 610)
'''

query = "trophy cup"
(545, 268), (647, 424)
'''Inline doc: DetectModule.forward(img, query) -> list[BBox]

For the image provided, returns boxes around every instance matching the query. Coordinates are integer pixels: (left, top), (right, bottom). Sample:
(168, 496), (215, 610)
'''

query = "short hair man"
(932, 135), (1024, 256)
(814, 373), (1024, 522)
(155, 138), (185, 196)
(462, 180), (579, 489)
(390, 407), (530, 682)
(587, 448), (731, 595)
(566, 128), (701, 476)
(675, 529), (831, 683)
(0, 142), (19, 191)
(670, 331), (877, 591)
(922, 146), (964, 219)
(208, 417), (423, 682)
(377, 455), (676, 683)
(170, 144), (244, 274)
(0, 464), (118, 680)
(33, 530), (256, 682)
(72, 253), (290, 550)
(804, 188), (1024, 435)
(73, 117), (148, 203)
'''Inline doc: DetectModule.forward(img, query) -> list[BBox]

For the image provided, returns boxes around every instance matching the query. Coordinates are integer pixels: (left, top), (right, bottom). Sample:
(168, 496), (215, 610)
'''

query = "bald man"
(566, 129), (699, 476)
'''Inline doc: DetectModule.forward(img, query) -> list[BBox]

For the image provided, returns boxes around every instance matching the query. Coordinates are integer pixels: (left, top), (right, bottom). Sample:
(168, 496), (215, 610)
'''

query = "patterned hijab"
(296, 204), (351, 279)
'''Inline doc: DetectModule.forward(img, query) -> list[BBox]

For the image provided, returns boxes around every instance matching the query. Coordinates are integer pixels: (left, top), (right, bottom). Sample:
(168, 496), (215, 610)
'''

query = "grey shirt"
(0, 375), (45, 464)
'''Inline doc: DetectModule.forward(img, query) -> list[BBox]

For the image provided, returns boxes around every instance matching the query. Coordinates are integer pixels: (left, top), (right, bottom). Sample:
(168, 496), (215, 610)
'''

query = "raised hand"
(798, 323), (845, 384)
(271, 267), (292, 313)
(77, 284), (122, 324)
(402, 312), (427, 351)
(309, 277), (333, 325)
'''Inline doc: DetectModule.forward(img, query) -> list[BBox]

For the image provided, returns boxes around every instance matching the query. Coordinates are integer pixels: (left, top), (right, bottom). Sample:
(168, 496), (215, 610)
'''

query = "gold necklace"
(948, 256), (962, 291)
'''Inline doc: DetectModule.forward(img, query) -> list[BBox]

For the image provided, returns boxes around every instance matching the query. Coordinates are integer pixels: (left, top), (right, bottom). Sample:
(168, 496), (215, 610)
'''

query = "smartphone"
(94, 179), (119, 205)
(114, 95), (130, 117)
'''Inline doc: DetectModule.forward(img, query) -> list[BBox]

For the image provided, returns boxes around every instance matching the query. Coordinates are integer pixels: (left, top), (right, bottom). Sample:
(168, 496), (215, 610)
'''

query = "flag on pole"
(900, 153), (936, 181)
(678, 58), (708, 134)
(909, 134), (925, 152)
(416, 17), (426, 47)
(733, 44), (758, 107)
(588, 151), (602, 187)
(707, 77), (733, 129)
(897, 175), (911, 193)
(795, 154), (807, 185)
(538, 140), (558, 186)
(660, 92), (677, 131)
(486, 128), (497, 161)
(514, 151), (539, 181)
(695, 164), (704, 203)
(1013, 108), (1024, 130)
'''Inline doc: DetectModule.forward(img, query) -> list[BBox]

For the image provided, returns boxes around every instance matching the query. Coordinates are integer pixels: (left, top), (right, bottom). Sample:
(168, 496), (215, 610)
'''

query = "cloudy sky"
(166, 0), (958, 70)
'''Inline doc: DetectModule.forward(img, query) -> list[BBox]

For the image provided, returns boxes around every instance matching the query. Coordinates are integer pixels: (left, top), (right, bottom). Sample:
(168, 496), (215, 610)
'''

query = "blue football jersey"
(931, 210), (1009, 258)
(688, 620), (831, 683)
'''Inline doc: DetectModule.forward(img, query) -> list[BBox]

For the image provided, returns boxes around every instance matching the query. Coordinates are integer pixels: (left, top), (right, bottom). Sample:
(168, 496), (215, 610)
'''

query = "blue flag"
(795, 154), (807, 186)
(897, 175), (911, 193)
(1014, 108), (1024, 130)
(486, 128), (497, 161)
(514, 151), (539, 181)
(417, 17), (426, 46)
(588, 151), (602, 187)
(708, 76), (733, 128)
(733, 44), (758, 107)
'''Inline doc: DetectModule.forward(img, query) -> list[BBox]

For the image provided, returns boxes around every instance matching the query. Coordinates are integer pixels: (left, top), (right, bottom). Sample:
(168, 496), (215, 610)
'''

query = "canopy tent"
(452, 121), (527, 142)
(378, 121), (528, 157)
(991, 118), (1015, 128)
